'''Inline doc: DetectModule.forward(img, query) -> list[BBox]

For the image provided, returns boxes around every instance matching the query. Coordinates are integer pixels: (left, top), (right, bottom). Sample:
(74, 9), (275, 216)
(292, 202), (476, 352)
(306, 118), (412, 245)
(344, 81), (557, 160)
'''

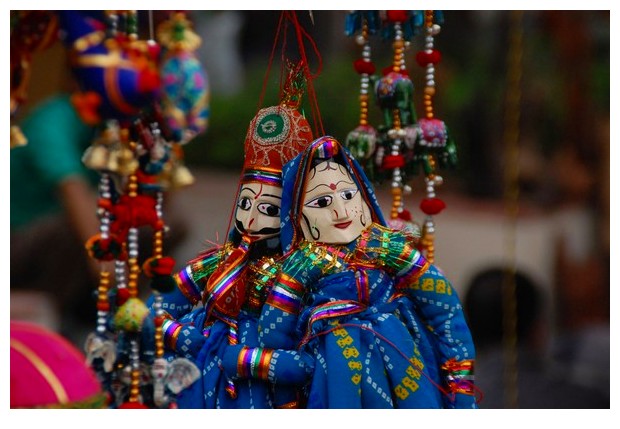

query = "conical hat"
(241, 104), (313, 186)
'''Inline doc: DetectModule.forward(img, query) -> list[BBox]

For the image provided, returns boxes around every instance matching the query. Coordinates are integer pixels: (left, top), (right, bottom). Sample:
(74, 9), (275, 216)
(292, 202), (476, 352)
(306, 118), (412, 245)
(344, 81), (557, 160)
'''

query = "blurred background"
(10, 10), (610, 408)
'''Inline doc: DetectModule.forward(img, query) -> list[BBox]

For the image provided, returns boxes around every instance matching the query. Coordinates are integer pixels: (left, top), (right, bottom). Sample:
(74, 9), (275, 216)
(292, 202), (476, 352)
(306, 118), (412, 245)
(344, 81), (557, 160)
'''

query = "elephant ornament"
(150, 357), (200, 408)
(84, 332), (117, 395)
(373, 71), (416, 130)
(344, 124), (378, 181)
(413, 117), (458, 175)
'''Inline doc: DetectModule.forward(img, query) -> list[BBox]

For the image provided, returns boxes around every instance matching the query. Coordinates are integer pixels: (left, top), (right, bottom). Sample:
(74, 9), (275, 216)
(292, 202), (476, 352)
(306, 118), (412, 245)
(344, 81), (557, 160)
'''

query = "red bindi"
(329, 183), (337, 190)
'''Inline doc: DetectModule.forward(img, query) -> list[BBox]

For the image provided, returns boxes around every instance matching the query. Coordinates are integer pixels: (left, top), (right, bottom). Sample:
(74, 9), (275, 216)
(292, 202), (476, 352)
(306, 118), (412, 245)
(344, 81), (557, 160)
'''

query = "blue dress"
(148, 237), (285, 408)
(259, 224), (472, 408)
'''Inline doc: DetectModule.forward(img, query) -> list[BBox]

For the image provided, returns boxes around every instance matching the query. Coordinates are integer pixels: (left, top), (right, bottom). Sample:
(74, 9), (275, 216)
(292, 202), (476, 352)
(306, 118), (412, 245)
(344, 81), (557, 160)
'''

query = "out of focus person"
(11, 92), (190, 345)
(464, 268), (609, 409)
(11, 92), (101, 342)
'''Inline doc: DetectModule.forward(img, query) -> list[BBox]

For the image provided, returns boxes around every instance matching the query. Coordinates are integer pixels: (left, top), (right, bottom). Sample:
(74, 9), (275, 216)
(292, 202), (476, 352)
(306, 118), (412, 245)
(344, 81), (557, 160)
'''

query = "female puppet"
(147, 102), (314, 408)
(232, 136), (476, 408)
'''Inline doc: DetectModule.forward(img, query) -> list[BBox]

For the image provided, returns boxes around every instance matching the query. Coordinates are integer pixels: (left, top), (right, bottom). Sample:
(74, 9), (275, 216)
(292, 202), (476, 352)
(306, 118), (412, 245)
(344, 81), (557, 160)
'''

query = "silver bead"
(356, 34), (366, 45)
(431, 24), (441, 36)
(403, 184), (412, 194)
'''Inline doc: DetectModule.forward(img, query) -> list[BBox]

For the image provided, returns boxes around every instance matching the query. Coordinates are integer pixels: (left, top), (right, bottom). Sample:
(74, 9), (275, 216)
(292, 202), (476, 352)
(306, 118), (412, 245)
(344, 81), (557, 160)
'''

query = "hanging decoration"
(156, 11), (210, 145)
(57, 10), (160, 126)
(153, 10), (211, 190)
(10, 11), (59, 148)
(414, 10), (456, 264)
(344, 11), (380, 181)
(344, 10), (455, 264)
(57, 10), (203, 408)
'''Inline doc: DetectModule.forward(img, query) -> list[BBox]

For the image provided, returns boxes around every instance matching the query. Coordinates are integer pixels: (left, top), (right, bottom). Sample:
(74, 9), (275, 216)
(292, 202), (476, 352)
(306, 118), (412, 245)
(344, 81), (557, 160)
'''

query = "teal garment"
(11, 94), (97, 230)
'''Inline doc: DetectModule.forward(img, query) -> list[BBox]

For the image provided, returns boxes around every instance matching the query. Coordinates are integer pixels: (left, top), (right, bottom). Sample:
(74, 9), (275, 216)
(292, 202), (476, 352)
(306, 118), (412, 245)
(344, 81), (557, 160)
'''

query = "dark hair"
(464, 268), (542, 349)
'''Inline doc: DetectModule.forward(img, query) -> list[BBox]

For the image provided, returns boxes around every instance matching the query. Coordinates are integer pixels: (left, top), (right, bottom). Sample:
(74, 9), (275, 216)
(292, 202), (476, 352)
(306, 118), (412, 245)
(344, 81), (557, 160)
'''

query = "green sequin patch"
(253, 107), (291, 145)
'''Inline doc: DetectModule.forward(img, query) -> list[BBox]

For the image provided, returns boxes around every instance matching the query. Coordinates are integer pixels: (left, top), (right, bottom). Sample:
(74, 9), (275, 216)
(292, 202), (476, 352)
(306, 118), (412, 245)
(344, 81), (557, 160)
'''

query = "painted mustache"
(235, 219), (280, 236)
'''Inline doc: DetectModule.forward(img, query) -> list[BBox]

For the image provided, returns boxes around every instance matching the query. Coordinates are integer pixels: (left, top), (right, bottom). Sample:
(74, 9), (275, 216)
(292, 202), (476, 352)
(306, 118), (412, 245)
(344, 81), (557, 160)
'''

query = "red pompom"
(386, 10), (409, 22)
(353, 59), (376, 75)
(143, 256), (176, 277)
(420, 197), (446, 215)
(382, 154), (406, 170)
(116, 288), (131, 306)
(398, 209), (413, 222)
(85, 234), (126, 261)
(416, 49), (442, 67)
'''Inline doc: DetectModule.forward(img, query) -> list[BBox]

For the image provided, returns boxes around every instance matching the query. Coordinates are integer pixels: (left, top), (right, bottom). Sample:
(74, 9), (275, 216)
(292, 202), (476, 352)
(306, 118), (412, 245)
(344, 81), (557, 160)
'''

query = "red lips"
(334, 221), (352, 229)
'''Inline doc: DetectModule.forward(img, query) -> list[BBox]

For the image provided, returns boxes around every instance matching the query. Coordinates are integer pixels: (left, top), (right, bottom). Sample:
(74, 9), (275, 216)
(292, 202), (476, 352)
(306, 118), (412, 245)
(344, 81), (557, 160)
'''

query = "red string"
(258, 11), (285, 111)
(289, 11), (324, 137)
(279, 18), (289, 101)
(259, 11), (324, 136)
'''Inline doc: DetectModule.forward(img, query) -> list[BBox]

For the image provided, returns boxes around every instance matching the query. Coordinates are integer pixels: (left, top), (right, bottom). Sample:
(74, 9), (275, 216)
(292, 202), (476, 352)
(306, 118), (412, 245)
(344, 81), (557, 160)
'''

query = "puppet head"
(280, 136), (387, 251)
(300, 140), (373, 244)
(233, 104), (314, 240)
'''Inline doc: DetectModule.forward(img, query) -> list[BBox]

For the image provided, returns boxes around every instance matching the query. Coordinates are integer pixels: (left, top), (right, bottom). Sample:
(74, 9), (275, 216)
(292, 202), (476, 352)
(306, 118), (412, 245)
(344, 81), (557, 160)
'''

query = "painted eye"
(305, 195), (333, 208)
(257, 203), (280, 217)
(340, 189), (358, 201)
(237, 197), (252, 211)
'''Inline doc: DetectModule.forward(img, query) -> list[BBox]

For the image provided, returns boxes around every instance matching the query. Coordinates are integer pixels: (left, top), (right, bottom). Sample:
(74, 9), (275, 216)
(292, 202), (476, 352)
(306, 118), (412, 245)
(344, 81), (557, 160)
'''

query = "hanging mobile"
(413, 10), (457, 264)
(344, 11), (380, 180)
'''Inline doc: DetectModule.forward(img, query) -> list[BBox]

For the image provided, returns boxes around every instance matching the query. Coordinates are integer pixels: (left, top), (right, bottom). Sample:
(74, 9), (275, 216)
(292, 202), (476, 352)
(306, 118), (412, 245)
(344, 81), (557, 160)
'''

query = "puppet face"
(234, 182), (282, 239)
(300, 159), (371, 244)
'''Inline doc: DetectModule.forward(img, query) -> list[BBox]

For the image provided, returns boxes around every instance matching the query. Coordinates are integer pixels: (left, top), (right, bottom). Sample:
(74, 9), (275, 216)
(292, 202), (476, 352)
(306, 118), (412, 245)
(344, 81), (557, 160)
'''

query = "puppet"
(227, 136), (476, 408)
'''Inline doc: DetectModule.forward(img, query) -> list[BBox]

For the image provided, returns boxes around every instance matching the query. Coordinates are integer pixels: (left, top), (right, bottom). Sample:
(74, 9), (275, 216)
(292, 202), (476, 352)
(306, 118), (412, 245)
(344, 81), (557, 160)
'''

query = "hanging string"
(289, 10), (324, 137)
(257, 11), (285, 111)
(148, 10), (154, 41)
(279, 17), (289, 99)
(502, 10), (524, 410)
(257, 11), (324, 137)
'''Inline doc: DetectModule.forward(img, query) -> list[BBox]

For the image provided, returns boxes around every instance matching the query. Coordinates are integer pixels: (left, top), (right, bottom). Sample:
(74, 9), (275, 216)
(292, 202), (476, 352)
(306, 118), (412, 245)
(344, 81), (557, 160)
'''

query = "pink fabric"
(10, 321), (102, 408)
